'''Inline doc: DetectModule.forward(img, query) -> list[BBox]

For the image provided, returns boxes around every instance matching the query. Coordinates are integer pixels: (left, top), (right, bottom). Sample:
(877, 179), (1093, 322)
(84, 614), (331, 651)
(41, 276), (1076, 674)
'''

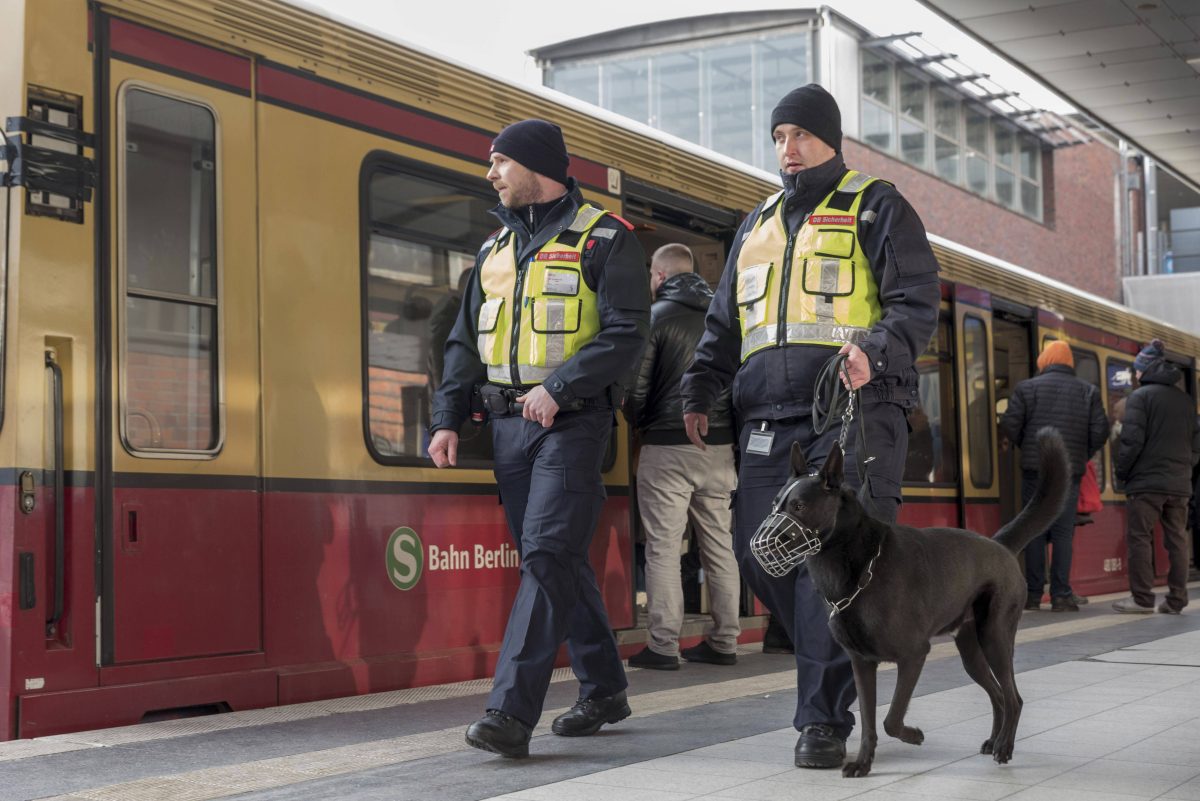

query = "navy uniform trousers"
(733, 402), (908, 739)
(487, 408), (627, 727)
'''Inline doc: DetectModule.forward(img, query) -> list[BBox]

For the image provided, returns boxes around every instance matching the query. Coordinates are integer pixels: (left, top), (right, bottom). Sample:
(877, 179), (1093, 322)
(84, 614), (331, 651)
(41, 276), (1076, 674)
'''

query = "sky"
(299, 0), (1076, 115)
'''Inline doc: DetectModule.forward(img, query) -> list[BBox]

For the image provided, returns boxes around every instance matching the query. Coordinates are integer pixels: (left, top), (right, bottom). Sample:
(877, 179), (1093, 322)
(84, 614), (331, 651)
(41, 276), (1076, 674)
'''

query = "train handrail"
(45, 349), (65, 634)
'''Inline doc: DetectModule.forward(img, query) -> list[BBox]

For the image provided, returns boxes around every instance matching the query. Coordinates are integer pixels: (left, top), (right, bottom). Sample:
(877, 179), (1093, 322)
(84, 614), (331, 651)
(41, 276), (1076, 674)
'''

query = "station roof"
(918, 0), (1200, 189)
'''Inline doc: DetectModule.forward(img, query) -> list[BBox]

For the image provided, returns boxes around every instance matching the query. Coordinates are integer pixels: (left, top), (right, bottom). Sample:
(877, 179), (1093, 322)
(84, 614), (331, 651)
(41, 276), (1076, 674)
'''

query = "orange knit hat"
(1037, 340), (1074, 371)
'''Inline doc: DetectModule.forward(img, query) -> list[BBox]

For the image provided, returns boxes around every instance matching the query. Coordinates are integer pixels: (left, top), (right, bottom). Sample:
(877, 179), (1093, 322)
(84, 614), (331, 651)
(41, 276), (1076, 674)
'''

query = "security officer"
(429, 119), (650, 759)
(681, 85), (940, 769)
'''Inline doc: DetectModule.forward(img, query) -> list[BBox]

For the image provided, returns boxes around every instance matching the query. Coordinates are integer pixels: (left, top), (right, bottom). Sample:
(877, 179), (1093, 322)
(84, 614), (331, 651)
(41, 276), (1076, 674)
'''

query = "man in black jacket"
(429, 119), (649, 757)
(1000, 340), (1108, 612)
(626, 244), (740, 671)
(1113, 339), (1200, 614)
(681, 84), (940, 769)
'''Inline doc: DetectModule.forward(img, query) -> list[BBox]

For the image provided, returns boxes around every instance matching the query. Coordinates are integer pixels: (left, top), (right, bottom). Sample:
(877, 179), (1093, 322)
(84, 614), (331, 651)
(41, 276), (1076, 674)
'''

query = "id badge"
(543, 268), (580, 296)
(746, 429), (775, 456)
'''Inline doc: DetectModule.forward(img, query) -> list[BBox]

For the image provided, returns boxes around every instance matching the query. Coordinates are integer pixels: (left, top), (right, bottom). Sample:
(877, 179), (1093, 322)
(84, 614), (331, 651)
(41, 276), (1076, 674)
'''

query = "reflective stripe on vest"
(735, 170), (881, 363)
(476, 204), (607, 386)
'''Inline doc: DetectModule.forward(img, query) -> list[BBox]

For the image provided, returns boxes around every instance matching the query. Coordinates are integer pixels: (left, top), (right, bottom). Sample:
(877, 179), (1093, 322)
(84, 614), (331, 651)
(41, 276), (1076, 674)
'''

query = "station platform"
(4, 584), (1200, 801)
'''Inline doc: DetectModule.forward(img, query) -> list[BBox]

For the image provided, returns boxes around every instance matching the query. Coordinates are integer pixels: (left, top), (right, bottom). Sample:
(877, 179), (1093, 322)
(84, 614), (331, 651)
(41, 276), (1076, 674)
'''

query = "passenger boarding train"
(0, 0), (1196, 739)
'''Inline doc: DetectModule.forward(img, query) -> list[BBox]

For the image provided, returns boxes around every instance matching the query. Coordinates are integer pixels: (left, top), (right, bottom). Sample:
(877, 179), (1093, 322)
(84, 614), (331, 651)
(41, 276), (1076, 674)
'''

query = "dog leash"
(812, 353), (877, 514)
(825, 543), (882, 619)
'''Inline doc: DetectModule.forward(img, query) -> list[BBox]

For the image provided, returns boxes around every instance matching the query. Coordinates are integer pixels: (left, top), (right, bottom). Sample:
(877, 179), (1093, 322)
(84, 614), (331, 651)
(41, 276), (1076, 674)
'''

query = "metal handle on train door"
(45, 350), (65, 634)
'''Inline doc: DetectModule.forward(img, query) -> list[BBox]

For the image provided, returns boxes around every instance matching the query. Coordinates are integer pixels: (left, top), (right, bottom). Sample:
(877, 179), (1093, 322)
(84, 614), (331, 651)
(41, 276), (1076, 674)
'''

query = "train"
(0, 0), (1196, 740)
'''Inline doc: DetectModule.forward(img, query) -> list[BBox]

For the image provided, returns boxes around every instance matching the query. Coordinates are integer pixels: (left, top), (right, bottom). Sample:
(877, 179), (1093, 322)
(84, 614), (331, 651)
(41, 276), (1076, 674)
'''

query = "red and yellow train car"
(0, 0), (1195, 740)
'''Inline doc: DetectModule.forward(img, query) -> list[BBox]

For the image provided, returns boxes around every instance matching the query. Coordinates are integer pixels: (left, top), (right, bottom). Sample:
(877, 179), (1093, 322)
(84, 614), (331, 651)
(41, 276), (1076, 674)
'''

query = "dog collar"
(825, 543), (882, 619)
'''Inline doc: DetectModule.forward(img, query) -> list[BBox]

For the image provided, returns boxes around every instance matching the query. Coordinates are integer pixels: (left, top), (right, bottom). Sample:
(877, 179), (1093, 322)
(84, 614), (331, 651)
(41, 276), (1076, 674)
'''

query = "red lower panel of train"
(7, 488), (633, 739)
(3, 488), (1164, 739)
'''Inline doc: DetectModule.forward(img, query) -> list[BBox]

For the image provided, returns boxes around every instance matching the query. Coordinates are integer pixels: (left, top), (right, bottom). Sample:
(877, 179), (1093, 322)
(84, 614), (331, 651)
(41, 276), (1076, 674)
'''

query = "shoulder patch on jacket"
(607, 212), (635, 231)
(479, 227), (507, 254)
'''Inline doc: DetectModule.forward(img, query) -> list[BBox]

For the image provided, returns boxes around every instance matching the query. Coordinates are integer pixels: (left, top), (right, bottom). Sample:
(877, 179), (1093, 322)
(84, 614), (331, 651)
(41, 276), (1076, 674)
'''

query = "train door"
(98, 17), (262, 664)
(620, 182), (744, 621)
(991, 307), (1034, 527)
(953, 286), (1000, 533)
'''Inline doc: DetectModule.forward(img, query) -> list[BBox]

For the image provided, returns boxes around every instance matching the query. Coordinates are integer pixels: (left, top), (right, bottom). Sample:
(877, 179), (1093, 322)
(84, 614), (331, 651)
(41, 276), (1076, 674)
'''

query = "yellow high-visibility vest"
(477, 204), (607, 386)
(735, 170), (882, 363)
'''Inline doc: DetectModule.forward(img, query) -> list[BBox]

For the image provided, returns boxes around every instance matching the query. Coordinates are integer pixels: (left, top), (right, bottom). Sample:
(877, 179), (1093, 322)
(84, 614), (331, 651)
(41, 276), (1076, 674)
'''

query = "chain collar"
(825, 543), (882, 619)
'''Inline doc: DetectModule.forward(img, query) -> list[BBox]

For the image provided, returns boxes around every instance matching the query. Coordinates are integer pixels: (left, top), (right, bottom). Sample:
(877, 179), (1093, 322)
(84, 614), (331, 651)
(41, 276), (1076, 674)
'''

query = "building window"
(604, 56), (650, 126)
(963, 314), (992, 488)
(361, 156), (497, 464)
(1018, 134), (1042, 219)
(898, 67), (930, 170)
(933, 88), (960, 184)
(859, 51), (1044, 222)
(905, 318), (958, 485)
(120, 87), (220, 454)
(653, 52), (701, 141)
(706, 42), (754, 167)
(543, 28), (812, 172)
(861, 51), (894, 154)
(547, 63), (599, 107)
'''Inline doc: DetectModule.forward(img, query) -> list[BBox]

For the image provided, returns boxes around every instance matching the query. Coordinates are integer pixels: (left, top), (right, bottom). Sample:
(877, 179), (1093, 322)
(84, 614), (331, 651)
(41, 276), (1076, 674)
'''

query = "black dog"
(779, 428), (1068, 777)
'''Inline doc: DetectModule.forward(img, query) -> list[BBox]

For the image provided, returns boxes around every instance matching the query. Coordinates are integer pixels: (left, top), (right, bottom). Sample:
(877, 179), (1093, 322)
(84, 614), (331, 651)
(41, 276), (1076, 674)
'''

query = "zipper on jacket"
(777, 220), (799, 347)
(510, 256), (527, 386)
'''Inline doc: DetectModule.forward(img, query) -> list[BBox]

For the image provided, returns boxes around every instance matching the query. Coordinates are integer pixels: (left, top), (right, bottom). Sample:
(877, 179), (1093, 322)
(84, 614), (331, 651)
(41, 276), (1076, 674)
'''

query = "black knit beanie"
(770, 84), (842, 153)
(490, 119), (570, 186)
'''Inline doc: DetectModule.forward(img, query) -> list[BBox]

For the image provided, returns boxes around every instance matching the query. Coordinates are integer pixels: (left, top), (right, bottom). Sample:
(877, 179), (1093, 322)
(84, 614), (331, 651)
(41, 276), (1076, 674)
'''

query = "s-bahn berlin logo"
(386, 527), (423, 591)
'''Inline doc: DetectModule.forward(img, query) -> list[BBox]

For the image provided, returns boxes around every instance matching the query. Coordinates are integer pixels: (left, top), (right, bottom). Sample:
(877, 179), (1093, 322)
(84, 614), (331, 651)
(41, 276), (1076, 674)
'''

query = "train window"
(119, 87), (220, 454)
(1071, 347), (1104, 491)
(361, 156), (496, 464)
(904, 318), (958, 485)
(1106, 357), (1135, 493)
(963, 314), (993, 488)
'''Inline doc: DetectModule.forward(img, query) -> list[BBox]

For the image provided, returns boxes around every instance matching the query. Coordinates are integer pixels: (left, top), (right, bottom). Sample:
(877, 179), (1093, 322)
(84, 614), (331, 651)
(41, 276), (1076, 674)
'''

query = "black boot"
(465, 710), (532, 758)
(551, 691), (631, 737)
(628, 646), (680, 670)
(794, 723), (846, 769)
(681, 640), (737, 665)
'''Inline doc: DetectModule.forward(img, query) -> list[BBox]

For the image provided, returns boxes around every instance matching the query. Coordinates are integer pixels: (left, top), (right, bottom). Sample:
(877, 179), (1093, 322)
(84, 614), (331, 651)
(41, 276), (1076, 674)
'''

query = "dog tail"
(992, 427), (1071, 555)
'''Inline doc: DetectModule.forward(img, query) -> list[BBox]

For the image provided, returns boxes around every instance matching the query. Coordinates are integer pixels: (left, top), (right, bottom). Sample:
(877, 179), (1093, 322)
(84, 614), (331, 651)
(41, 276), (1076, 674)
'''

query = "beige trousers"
(636, 442), (740, 655)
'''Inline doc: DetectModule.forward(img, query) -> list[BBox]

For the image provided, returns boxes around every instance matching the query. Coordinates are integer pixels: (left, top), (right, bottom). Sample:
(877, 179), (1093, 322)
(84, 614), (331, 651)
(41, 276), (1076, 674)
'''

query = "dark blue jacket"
(1000, 363), (1108, 478)
(1116, 360), (1200, 496)
(681, 154), (940, 420)
(431, 181), (649, 433)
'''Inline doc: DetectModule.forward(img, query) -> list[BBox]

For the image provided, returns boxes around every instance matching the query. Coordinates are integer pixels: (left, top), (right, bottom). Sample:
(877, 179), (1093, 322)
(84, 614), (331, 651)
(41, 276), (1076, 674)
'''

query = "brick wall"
(842, 138), (1122, 301)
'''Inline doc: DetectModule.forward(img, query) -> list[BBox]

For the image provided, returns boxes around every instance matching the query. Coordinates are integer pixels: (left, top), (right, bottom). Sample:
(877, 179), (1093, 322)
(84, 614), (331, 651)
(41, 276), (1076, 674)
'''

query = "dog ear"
(821, 442), (844, 489)
(789, 441), (808, 477)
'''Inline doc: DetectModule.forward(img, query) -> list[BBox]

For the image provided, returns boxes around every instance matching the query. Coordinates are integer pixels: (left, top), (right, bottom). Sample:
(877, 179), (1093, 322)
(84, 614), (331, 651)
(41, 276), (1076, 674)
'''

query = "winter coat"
(431, 181), (649, 433)
(1000, 363), (1108, 478)
(681, 153), (941, 421)
(627, 272), (733, 445)
(1116, 360), (1200, 496)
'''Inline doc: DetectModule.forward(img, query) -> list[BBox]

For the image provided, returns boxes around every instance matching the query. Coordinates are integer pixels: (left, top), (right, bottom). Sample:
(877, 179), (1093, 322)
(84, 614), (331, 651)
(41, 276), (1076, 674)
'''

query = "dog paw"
(992, 741), (1014, 764)
(898, 726), (924, 745)
(842, 760), (872, 778)
(980, 738), (994, 754)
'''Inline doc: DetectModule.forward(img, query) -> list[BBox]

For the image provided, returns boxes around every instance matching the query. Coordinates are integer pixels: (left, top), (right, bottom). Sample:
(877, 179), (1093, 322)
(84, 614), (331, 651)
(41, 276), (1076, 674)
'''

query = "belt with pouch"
(479, 384), (587, 416)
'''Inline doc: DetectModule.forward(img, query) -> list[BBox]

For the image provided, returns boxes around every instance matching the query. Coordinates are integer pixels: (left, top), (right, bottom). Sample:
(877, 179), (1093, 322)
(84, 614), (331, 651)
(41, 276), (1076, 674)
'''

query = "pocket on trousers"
(867, 472), (902, 502)
(564, 466), (606, 499)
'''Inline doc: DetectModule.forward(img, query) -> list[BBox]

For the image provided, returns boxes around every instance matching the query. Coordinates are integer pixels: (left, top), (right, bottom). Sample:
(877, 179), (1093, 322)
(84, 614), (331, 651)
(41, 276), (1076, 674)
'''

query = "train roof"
(104, 0), (1200, 357)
